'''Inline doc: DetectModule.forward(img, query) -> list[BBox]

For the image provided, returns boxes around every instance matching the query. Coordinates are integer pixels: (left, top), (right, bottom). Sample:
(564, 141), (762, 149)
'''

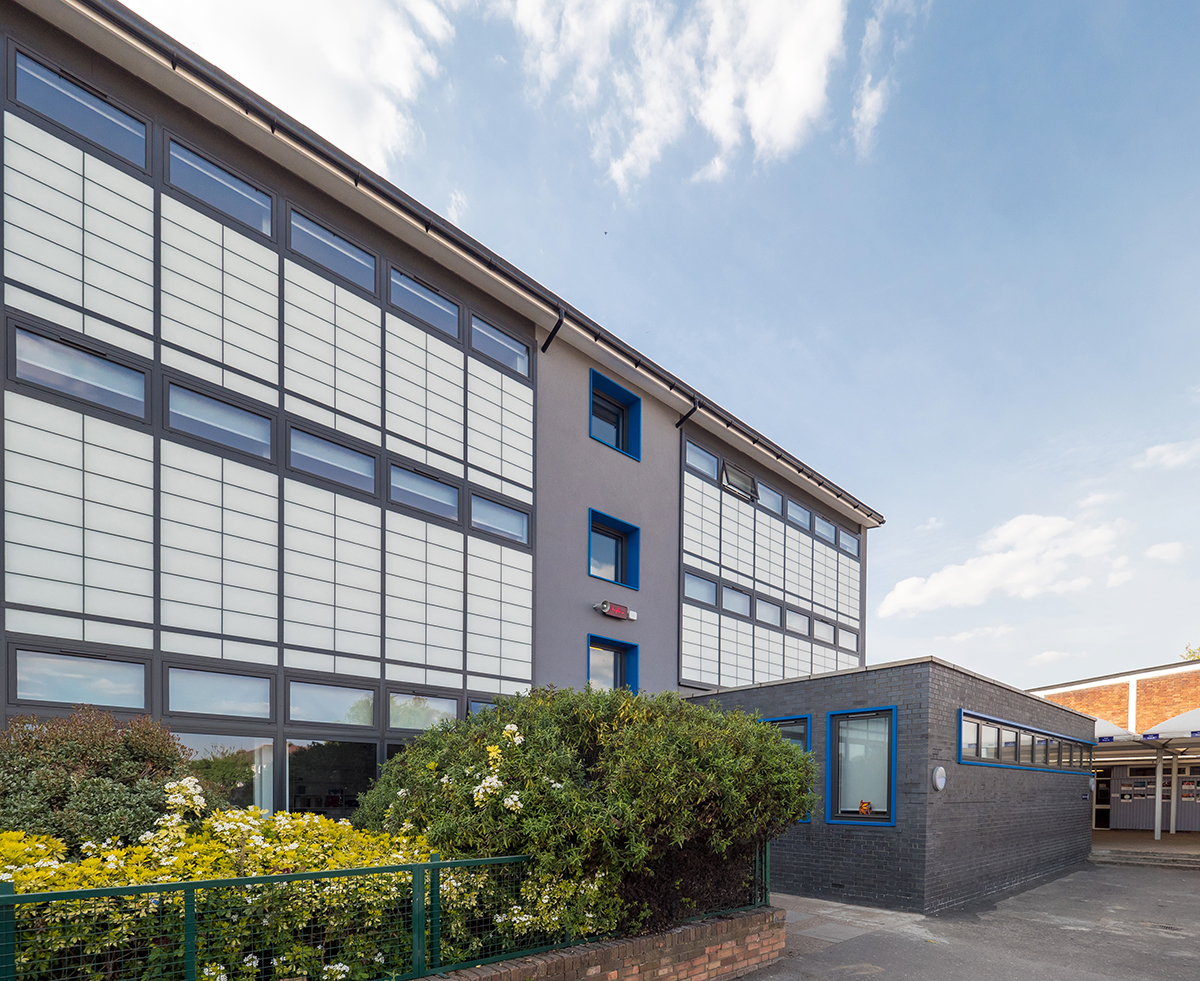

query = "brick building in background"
(1029, 660), (1200, 734)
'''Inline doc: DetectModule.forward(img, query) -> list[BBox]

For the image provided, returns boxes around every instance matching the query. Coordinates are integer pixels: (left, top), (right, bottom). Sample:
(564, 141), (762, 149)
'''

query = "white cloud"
(1027, 650), (1076, 666)
(915, 516), (944, 531)
(1134, 438), (1200, 470)
(1106, 555), (1132, 588)
(878, 513), (1122, 618)
(124, 0), (461, 171)
(1145, 541), (1185, 563)
(447, 189), (469, 224)
(935, 625), (1014, 643)
(1077, 492), (1116, 510)
(851, 0), (923, 158)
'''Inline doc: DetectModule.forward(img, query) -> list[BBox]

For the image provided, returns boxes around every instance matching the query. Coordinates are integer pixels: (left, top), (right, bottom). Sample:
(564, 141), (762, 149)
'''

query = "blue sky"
(125, 0), (1200, 689)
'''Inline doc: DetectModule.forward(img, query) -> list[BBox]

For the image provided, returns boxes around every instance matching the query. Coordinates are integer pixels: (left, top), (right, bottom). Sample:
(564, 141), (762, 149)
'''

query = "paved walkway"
(763, 862), (1200, 980)
(1091, 828), (1200, 854)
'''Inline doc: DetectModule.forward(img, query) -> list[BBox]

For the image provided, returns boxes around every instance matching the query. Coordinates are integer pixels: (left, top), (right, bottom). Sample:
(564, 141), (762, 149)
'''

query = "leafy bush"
(0, 708), (197, 855)
(355, 687), (816, 932)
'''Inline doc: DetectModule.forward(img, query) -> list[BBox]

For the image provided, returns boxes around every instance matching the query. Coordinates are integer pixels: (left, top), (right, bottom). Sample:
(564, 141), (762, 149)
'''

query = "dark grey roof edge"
(68, 0), (885, 527)
(1027, 659), (1200, 693)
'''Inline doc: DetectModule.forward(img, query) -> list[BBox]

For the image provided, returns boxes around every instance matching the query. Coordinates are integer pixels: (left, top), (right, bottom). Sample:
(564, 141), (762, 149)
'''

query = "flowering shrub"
(355, 687), (816, 933)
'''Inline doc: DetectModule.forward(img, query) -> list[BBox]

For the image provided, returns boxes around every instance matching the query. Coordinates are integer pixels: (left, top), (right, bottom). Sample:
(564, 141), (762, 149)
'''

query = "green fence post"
(763, 843), (771, 906)
(412, 866), (426, 979)
(0, 882), (15, 981)
(184, 885), (197, 981)
(428, 855), (441, 971)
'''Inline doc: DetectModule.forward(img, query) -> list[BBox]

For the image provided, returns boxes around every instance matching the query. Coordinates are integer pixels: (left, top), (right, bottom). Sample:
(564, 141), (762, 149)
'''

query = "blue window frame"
(290, 211), (376, 291)
(826, 706), (897, 826)
(168, 141), (272, 234)
(957, 710), (1095, 774)
(587, 635), (638, 691)
(590, 370), (641, 459)
(15, 52), (146, 165)
(767, 715), (812, 822)
(588, 509), (640, 590)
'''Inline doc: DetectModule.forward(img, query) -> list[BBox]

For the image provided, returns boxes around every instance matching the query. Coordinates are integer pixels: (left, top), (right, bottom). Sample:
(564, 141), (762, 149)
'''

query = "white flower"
(321, 964), (350, 980)
(472, 774), (504, 806)
(243, 955), (259, 968)
(373, 953), (385, 965)
(502, 793), (523, 812)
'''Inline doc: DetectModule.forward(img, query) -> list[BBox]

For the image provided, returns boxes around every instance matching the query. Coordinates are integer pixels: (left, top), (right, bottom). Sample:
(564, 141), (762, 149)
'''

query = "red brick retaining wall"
(441, 908), (786, 981)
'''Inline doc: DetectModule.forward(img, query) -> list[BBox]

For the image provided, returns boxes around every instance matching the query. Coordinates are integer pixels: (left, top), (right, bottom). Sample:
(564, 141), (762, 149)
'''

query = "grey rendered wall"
(533, 341), (681, 693)
(923, 662), (1094, 911)
(703, 663), (932, 912)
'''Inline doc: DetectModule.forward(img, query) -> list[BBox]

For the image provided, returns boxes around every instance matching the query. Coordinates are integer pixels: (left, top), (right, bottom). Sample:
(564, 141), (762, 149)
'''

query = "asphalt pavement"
(760, 863), (1200, 981)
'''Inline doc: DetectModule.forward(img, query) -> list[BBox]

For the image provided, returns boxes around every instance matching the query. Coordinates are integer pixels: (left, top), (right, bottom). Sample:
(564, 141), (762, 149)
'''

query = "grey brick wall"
(695, 658), (1093, 913)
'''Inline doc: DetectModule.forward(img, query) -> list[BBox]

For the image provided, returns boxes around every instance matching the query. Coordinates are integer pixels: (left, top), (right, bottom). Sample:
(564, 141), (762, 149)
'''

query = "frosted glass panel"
(16, 329), (144, 415)
(289, 680), (374, 725)
(176, 733), (274, 812)
(16, 649), (143, 708)
(836, 713), (890, 816)
(169, 667), (270, 718)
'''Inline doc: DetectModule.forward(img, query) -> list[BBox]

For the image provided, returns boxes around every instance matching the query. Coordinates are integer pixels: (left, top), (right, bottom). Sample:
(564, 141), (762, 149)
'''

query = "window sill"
(588, 571), (639, 592)
(589, 432), (641, 461)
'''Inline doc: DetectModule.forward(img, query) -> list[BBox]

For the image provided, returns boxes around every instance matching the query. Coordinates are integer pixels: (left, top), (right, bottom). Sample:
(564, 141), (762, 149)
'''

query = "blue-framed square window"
(589, 509), (640, 590)
(587, 635), (638, 691)
(826, 706), (897, 826)
(767, 715), (813, 822)
(590, 370), (641, 460)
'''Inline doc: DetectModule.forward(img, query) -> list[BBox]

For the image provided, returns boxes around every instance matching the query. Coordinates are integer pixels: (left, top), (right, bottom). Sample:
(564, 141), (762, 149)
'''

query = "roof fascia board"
(1031, 660), (1200, 696)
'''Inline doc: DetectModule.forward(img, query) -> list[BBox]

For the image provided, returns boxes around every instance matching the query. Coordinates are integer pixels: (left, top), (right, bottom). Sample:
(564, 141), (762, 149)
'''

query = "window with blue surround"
(471, 317), (529, 376)
(768, 715), (812, 821)
(390, 465), (459, 520)
(15, 53), (146, 165)
(590, 370), (641, 459)
(827, 707), (896, 826)
(168, 141), (272, 234)
(589, 510), (640, 589)
(290, 211), (376, 291)
(169, 385), (271, 458)
(470, 494), (529, 544)
(959, 711), (1093, 772)
(587, 636), (638, 691)
(390, 270), (459, 338)
(289, 429), (376, 493)
(15, 328), (145, 417)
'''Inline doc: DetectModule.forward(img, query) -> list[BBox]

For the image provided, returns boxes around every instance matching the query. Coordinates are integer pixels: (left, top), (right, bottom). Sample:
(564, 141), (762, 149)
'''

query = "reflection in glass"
(683, 573), (717, 606)
(1001, 729), (1017, 763)
(290, 430), (375, 492)
(390, 466), (458, 519)
(16, 650), (144, 708)
(287, 740), (376, 820)
(169, 385), (271, 458)
(685, 442), (719, 479)
(290, 212), (375, 291)
(470, 496), (529, 544)
(590, 527), (622, 581)
(588, 644), (618, 690)
(758, 484), (783, 514)
(1036, 735), (1049, 765)
(839, 532), (860, 557)
(839, 630), (859, 653)
(16, 329), (144, 415)
(786, 610), (810, 635)
(980, 725), (1000, 759)
(756, 599), (781, 626)
(786, 501), (811, 530)
(591, 392), (625, 450)
(776, 720), (808, 747)
(16, 53), (145, 164)
(961, 719), (979, 757)
(813, 620), (835, 644)
(836, 714), (890, 816)
(176, 733), (274, 812)
(389, 693), (458, 730)
(814, 516), (836, 543)
(169, 141), (271, 233)
(722, 587), (750, 617)
(723, 465), (754, 498)
(1018, 731), (1034, 764)
(169, 668), (270, 718)
(469, 700), (494, 714)
(289, 681), (374, 726)
(391, 271), (459, 337)
(1049, 739), (1062, 767)
(471, 317), (529, 376)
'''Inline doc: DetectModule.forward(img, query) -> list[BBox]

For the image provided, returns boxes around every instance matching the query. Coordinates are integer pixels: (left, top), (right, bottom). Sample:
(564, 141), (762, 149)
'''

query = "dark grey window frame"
(829, 709), (895, 823)
(389, 265), (462, 340)
(468, 489), (533, 550)
(8, 644), (151, 712)
(284, 420), (380, 499)
(386, 688), (462, 732)
(388, 461), (463, 525)
(163, 663), (275, 723)
(286, 204), (379, 295)
(164, 131), (276, 241)
(470, 316), (531, 380)
(163, 376), (276, 464)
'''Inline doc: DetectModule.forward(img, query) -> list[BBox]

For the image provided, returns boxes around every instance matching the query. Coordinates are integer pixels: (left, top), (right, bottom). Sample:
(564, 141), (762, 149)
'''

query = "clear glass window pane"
(290, 212), (375, 291)
(722, 587), (750, 617)
(588, 644), (618, 690)
(685, 442), (719, 479)
(756, 599), (781, 626)
(468, 701), (494, 714)
(837, 714), (891, 816)
(471, 495), (529, 544)
(758, 484), (783, 514)
(389, 693), (458, 729)
(289, 681), (374, 726)
(776, 720), (807, 746)
(980, 725), (1000, 759)
(814, 620), (835, 644)
(290, 429), (375, 493)
(839, 630), (859, 652)
(1036, 735), (1049, 765)
(1019, 731), (1034, 764)
(683, 573), (717, 605)
(1001, 729), (1017, 763)
(169, 668), (271, 718)
(839, 532), (860, 557)
(391, 466), (458, 520)
(170, 385), (271, 458)
(287, 740), (375, 820)
(16, 53), (145, 165)
(591, 392), (624, 450)
(176, 733), (274, 812)
(1049, 739), (1062, 766)
(16, 329), (144, 416)
(786, 610), (810, 635)
(390, 271), (459, 337)
(961, 719), (979, 757)
(814, 515), (836, 542)
(723, 465), (754, 498)
(590, 527), (621, 581)
(471, 317), (529, 376)
(787, 501), (811, 529)
(16, 650), (143, 709)
(169, 141), (271, 234)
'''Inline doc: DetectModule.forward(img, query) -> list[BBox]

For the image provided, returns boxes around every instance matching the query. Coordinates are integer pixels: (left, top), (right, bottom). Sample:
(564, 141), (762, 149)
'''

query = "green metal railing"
(0, 846), (769, 981)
